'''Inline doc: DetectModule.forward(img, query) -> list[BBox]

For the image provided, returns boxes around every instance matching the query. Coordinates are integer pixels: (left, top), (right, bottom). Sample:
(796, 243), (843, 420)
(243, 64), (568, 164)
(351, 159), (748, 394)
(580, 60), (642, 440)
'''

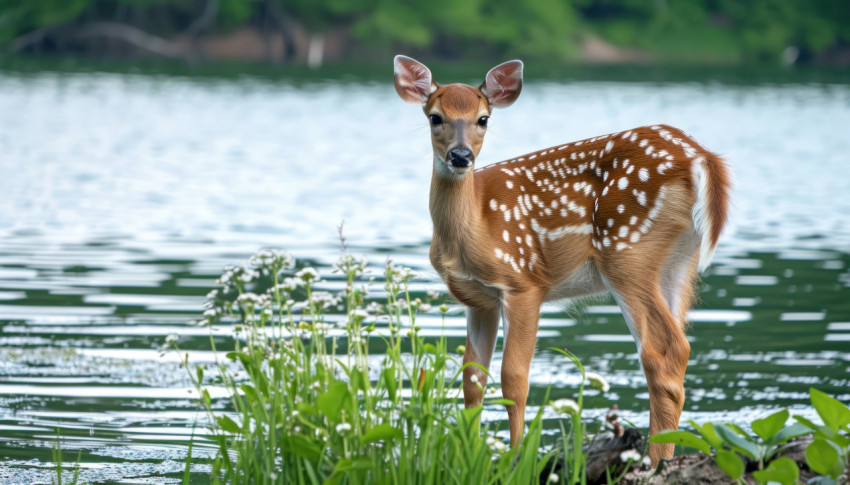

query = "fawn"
(393, 55), (731, 462)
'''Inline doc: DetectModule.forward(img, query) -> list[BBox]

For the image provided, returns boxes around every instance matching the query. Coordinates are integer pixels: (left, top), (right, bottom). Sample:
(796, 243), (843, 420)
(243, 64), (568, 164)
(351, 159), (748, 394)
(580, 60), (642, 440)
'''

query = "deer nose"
(448, 148), (474, 167)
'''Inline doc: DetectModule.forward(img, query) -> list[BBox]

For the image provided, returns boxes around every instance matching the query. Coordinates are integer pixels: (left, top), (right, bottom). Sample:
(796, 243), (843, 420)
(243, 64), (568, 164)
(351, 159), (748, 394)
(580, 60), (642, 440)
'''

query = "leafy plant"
(650, 409), (810, 484)
(795, 388), (850, 483)
(171, 247), (563, 484)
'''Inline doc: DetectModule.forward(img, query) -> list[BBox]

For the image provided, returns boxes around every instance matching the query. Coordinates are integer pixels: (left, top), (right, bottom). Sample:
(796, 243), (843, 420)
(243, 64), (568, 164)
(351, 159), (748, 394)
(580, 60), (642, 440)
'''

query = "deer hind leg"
(499, 289), (543, 447)
(463, 305), (501, 408)
(659, 230), (702, 327)
(602, 264), (691, 463)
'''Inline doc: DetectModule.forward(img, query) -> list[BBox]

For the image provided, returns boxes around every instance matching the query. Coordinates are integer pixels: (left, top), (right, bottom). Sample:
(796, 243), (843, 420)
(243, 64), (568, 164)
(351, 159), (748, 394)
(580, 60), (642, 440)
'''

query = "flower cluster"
(585, 371), (610, 393)
(551, 398), (580, 416)
(249, 249), (294, 273)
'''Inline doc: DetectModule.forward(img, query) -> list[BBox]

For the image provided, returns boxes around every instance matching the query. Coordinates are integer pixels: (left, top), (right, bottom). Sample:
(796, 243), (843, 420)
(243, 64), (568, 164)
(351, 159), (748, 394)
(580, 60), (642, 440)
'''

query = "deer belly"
(544, 259), (606, 301)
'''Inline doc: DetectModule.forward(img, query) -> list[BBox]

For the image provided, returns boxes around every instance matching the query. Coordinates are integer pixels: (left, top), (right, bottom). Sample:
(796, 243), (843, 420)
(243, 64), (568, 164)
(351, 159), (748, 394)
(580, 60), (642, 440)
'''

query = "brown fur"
(394, 58), (732, 464)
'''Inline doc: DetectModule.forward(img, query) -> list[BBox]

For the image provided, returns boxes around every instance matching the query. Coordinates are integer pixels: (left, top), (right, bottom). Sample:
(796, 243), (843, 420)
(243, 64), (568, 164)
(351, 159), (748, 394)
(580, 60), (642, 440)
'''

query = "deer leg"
(463, 305), (500, 408)
(500, 289), (543, 447)
(606, 278), (690, 463)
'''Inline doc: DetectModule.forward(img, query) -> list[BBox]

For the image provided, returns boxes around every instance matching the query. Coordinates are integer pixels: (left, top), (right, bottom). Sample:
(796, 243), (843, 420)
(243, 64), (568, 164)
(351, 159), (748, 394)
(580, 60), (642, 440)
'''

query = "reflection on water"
(1, 70), (849, 482)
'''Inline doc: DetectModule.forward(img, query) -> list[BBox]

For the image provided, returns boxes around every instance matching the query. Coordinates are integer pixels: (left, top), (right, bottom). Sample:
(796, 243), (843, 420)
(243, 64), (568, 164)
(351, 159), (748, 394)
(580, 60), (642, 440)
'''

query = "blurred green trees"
(1, 0), (848, 65)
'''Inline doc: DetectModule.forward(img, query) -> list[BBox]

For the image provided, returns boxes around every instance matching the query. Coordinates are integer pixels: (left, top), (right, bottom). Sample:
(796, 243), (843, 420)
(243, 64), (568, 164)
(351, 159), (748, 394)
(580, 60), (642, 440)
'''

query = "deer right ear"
(394, 55), (437, 105)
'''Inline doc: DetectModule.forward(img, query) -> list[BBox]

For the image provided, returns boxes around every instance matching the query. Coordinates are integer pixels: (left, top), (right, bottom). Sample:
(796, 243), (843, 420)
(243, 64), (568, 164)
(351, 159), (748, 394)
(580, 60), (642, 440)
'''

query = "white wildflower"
(249, 249), (294, 271)
(281, 277), (302, 292)
(349, 309), (370, 321)
(237, 292), (261, 307)
(418, 303), (432, 313)
(203, 309), (219, 318)
(296, 267), (320, 283)
(585, 372), (611, 392)
(335, 423), (352, 434)
(551, 398), (580, 416)
(165, 334), (179, 345)
(642, 456), (652, 467)
(470, 374), (479, 383)
(620, 449), (641, 462)
(239, 268), (259, 283)
(548, 473), (559, 483)
(426, 290), (441, 301)
(333, 254), (368, 277)
(311, 291), (339, 310)
(206, 289), (219, 299)
(485, 436), (506, 453)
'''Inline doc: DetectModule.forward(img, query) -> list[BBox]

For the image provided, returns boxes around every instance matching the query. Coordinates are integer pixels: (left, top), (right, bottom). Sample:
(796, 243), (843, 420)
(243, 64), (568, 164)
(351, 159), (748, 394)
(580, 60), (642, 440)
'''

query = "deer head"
(394, 55), (523, 178)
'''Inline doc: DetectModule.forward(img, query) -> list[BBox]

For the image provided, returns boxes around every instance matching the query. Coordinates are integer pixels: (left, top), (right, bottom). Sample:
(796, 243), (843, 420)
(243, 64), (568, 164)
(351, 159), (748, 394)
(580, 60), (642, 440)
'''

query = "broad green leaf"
(240, 384), (259, 405)
(752, 409), (789, 442)
(649, 430), (711, 455)
(286, 434), (321, 462)
(297, 401), (318, 416)
(806, 438), (844, 479)
(794, 415), (819, 431)
(382, 368), (397, 401)
(689, 420), (723, 450)
(715, 424), (760, 460)
(323, 457), (373, 485)
(317, 381), (351, 422)
(752, 457), (799, 485)
(769, 422), (812, 447)
(810, 388), (850, 435)
(726, 423), (750, 436)
(361, 423), (403, 444)
(216, 415), (240, 434)
(349, 368), (367, 393)
(714, 449), (744, 479)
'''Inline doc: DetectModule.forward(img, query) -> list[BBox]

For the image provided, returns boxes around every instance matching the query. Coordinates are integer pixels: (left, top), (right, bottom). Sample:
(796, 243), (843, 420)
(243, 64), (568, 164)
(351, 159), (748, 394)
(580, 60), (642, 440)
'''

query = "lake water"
(1, 67), (849, 483)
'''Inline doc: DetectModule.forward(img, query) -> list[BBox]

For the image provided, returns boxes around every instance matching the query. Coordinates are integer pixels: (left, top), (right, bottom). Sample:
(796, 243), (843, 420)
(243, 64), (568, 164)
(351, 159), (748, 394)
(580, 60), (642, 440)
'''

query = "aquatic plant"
(171, 247), (573, 483)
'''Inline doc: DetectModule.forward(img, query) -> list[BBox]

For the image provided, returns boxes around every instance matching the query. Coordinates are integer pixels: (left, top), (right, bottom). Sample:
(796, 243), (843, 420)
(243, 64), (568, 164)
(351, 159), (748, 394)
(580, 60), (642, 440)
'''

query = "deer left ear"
(481, 60), (523, 109)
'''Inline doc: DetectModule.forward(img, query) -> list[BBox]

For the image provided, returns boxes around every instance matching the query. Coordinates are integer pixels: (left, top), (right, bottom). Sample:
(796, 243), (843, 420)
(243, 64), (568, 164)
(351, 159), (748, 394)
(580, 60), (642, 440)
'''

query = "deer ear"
(481, 60), (523, 108)
(394, 55), (437, 105)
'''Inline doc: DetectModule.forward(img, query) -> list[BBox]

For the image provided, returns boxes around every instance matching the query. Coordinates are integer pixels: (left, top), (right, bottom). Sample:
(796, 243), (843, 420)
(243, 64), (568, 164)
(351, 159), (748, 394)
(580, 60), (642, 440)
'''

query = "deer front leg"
(463, 305), (500, 408)
(500, 289), (543, 447)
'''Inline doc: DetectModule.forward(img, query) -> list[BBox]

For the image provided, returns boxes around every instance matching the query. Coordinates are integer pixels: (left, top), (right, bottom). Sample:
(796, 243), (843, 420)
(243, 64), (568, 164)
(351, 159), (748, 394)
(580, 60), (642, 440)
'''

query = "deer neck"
(429, 157), (482, 259)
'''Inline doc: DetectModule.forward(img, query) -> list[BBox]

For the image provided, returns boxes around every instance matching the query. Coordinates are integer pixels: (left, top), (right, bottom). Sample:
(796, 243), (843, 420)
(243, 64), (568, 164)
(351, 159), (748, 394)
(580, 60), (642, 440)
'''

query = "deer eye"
(429, 114), (443, 126)
(478, 116), (489, 128)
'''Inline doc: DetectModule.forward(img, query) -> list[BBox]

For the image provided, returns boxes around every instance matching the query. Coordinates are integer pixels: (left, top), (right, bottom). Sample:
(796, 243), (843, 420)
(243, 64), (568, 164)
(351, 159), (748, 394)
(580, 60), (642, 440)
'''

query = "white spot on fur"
(547, 223), (593, 241)
(618, 177), (629, 189)
(638, 168), (649, 182)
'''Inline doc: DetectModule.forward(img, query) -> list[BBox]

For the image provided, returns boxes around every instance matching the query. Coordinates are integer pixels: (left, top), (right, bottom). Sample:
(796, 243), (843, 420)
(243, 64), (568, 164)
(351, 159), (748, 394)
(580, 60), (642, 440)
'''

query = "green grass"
(171, 248), (606, 484)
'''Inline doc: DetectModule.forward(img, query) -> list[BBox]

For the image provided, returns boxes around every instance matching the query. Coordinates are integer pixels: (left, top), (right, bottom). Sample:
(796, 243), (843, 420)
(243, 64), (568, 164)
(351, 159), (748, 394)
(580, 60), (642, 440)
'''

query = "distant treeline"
(2, 0), (849, 66)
